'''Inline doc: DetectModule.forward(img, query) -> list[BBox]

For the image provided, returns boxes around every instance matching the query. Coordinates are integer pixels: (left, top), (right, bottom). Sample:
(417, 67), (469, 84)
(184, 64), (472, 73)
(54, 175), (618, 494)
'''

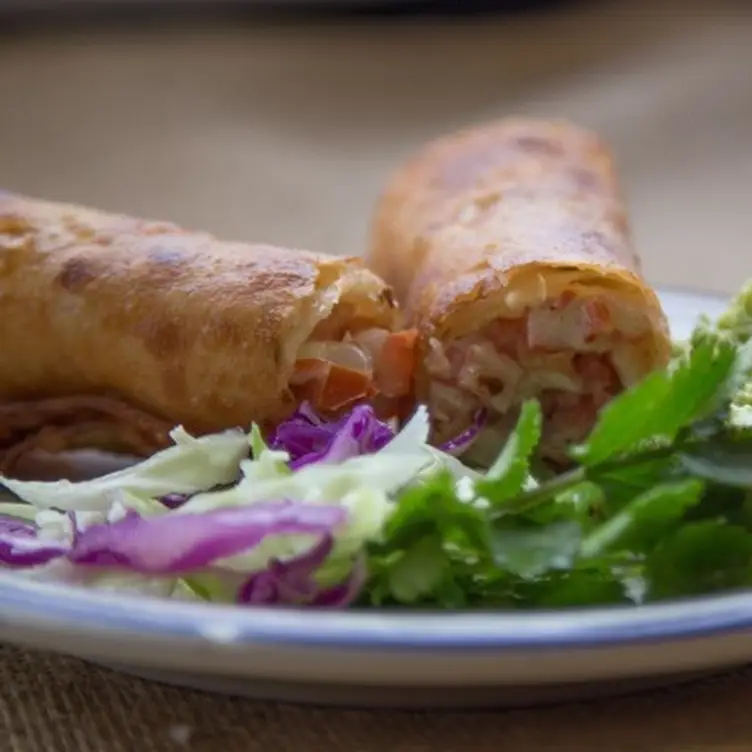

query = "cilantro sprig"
(360, 289), (752, 609)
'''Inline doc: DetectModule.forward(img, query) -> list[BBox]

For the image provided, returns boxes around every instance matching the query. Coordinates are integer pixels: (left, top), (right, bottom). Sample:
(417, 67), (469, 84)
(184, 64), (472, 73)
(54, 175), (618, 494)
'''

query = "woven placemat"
(3, 646), (752, 751)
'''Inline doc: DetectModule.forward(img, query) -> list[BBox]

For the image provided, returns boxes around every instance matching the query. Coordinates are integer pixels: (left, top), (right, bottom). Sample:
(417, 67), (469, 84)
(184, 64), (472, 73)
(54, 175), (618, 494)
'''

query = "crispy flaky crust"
(0, 192), (398, 438)
(366, 117), (672, 391)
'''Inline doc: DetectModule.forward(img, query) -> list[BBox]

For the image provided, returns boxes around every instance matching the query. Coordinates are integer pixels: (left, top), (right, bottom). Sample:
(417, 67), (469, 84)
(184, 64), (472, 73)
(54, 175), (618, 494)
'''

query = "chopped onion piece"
(296, 341), (373, 373)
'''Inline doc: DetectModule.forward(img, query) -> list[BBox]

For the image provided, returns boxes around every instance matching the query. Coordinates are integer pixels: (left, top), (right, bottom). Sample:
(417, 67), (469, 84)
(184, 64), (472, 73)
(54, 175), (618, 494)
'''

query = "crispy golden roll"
(366, 118), (672, 465)
(0, 192), (416, 475)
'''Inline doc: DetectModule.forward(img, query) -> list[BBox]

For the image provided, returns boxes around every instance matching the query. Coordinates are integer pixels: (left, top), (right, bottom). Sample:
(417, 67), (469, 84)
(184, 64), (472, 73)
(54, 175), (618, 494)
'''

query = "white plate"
(0, 287), (746, 709)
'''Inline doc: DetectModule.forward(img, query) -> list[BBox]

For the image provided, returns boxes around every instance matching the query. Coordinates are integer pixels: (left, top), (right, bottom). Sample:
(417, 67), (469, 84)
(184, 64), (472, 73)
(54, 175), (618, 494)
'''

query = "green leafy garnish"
(358, 283), (752, 609)
(579, 479), (704, 557)
(679, 437), (752, 488)
(646, 522), (752, 599)
(476, 400), (541, 505)
(491, 521), (581, 579)
(249, 424), (269, 460)
(573, 338), (736, 465)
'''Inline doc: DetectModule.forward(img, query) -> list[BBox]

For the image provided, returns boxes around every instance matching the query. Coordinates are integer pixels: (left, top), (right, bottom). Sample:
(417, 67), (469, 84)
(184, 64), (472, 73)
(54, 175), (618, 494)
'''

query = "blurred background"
(0, 0), (750, 294)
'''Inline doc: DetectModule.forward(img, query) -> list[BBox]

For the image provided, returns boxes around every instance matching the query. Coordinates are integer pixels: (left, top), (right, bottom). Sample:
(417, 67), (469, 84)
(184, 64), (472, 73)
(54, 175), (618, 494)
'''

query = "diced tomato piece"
(291, 358), (375, 413)
(575, 354), (620, 408)
(291, 358), (329, 383)
(318, 364), (375, 411)
(292, 329), (416, 415)
(290, 358), (330, 405)
(550, 291), (577, 310)
(582, 300), (613, 341)
(486, 319), (527, 356)
(375, 330), (417, 398)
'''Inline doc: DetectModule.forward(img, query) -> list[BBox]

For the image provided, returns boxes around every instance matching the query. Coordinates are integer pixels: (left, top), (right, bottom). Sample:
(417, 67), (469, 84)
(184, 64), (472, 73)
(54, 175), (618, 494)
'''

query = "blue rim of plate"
(3, 573), (752, 652)
(0, 286), (746, 654)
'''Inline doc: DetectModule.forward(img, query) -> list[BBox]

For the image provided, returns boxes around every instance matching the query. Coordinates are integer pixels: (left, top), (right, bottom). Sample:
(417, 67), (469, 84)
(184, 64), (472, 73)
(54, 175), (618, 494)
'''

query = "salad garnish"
(0, 283), (751, 609)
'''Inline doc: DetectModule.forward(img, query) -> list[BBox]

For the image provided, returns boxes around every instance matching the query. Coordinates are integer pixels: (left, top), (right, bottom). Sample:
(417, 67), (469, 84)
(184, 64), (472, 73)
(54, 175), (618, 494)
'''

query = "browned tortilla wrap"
(366, 118), (672, 461)
(0, 192), (399, 473)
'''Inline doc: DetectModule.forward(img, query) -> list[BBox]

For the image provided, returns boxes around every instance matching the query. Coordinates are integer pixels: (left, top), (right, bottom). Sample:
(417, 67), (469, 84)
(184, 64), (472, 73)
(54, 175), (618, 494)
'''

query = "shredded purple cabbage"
(68, 502), (347, 575)
(311, 555), (366, 607)
(1, 501), (346, 580)
(0, 515), (69, 568)
(269, 402), (394, 469)
(159, 480), (238, 511)
(438, 410), (487, 456)
(0, 403), (481, 601)
(270, 402), (485, 467)
(238, 534), (366, 607)
(159, 493), (192, 510)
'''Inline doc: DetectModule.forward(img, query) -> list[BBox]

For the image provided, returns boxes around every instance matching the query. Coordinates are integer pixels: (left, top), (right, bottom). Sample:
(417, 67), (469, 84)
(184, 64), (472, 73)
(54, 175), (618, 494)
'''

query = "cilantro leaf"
(376, 472), (468, 550)
(386, 535), (449, 603)
(580, 479), (704, 557)
(574, 338), (737, 465)
(646, 522), (752, 599)
(249, 424), (268, 459)
(679, 434), (752, 488)
(491, 520), (581, 579)
(725, 339), (752, 401)
(519, 568), (633, 608)
(523, 481), (603, 529)
(476, 400), (541, 506)
(716, 280), (752, 345)
(361, 471), (493, 606)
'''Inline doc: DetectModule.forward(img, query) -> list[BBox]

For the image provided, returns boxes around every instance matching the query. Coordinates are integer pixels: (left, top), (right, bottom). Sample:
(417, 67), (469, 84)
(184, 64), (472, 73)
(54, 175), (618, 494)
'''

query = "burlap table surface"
(1, 644), (752, 752)
(2, 0), (752, 749)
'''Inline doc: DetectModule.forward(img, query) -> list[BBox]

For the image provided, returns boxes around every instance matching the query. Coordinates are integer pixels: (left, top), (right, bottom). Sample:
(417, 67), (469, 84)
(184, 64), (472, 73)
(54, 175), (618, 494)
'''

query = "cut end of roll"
(423, 273), (671, 466)
(365, 116), (673, 468)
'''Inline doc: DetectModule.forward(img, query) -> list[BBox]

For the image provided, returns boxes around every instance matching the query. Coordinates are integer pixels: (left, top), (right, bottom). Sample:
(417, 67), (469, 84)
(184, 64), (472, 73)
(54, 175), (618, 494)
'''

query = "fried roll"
(0, 193), (415, 475)
(366, 118), (671, 465)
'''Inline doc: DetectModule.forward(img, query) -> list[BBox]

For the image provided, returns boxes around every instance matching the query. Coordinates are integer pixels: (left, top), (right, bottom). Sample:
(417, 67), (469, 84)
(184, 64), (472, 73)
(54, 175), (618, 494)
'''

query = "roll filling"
(425, 285), (657, 465)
